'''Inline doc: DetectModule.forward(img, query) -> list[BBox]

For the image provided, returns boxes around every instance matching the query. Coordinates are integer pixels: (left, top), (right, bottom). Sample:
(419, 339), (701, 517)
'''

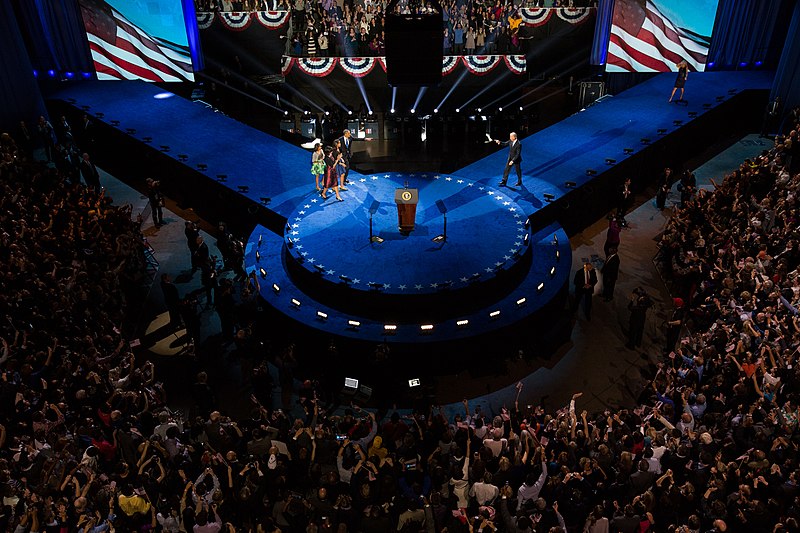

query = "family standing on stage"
(311, 129), (354, 203)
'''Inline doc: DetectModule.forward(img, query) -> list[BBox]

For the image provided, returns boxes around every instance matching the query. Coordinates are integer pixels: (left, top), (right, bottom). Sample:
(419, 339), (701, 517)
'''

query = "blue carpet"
(285, 172), (529, 295)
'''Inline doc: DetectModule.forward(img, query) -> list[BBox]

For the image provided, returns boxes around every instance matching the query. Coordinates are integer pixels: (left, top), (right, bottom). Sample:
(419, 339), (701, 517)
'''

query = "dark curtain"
(0, 0), (46, 130)
(771, 1), (800, 113)
(182, 0), (205, 72)
(11, 0), (92, 74)
(707, 0), (793, 69)
(590, 0), (614, 66)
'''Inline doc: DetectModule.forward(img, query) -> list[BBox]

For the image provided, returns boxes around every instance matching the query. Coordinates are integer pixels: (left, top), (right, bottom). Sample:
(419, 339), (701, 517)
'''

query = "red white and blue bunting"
(254, 11), (290, 29)
(377, 57), (386, 72)
(218, 12), (253, 31)
(339, 57), (376, 77)
(556, 7), (593, 25)
(196, 12), (215, 29)
(503, 55), (526, 75)
(518, 8), (553, 27)
(442, 55), (459, 76)
(281, 56), (295, 75)
(462, 55), (501, 75)
(296, 57), (338, 77)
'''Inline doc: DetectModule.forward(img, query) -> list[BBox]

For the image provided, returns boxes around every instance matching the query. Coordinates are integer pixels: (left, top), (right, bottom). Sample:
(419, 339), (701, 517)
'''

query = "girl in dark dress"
(321, 140), (344, 202)
(669, 60), (688, 102)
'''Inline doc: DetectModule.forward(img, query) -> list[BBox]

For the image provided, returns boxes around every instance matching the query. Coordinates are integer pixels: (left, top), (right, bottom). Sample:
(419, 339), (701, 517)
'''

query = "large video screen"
(606, 0), (719, 73)
(79, 0), (195, 82)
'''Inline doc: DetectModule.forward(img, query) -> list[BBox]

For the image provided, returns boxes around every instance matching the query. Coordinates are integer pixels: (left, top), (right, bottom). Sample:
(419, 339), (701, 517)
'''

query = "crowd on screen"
(1, 108), (800, 533)
(193, 0), (595, 57)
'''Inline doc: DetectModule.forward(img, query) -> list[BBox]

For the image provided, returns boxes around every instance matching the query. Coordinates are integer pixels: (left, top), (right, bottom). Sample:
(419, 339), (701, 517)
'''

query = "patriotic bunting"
(503, 55), (526, 74)
(442, 56), (459, 75)
(339, 57), (376, 77)
(462, 55), (501, 75)
(218, 12), (253, 31)
(519, 8), (553, 27)
(296, 57), (337, 77)
(281, 56), (294, 75)
(196, 12), (215, 29)
(556, 7), (593, 25)
(254, 11), (290, 29)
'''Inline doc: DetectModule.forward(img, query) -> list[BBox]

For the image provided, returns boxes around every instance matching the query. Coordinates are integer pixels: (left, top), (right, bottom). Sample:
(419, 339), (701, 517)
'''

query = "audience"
(3, 106), (800, 531)
(195, 0), (595, 57)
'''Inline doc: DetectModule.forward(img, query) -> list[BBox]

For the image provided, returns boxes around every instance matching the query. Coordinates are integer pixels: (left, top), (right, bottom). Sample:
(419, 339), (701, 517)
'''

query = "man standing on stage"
(573, 261), (597, 320)
(337, 129), (353, 189)
(496, 132), (522, 187)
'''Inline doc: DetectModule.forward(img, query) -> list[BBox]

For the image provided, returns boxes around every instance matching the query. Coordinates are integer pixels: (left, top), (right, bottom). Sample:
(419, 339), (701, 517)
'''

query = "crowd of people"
(1, 108), (799, 533)
(195, 0), (595, 57)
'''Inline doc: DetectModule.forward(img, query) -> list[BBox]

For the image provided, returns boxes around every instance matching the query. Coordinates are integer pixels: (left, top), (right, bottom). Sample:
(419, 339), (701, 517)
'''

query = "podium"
(394, 188), (418, 233)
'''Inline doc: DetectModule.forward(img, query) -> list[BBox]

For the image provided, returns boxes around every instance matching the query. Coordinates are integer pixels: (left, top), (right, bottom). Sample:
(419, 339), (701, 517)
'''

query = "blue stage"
(50, 70), (773, 344)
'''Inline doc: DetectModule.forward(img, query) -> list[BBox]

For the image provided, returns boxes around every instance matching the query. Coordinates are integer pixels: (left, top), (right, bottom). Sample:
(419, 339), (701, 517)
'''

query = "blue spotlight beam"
(355, 77), (372, 114)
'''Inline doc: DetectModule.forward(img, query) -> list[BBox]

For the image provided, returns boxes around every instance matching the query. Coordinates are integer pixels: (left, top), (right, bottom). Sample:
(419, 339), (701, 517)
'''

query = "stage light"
(707, 61), (716, 68)
(552, 233), (558, 245)
(410, 108), (416, 114)
(82, 72), (91, 79)
(259, 267), (267, 279)
(524, 233), (530, 245)
(384, 324), (397, 332)
(433, 108), (439, 113)
(477, 107), (482, 113)
(456, 319), (469, 327)
(154, 92), (174, 100)
(272, 283), (280, 293)
(516, 297), (527, 307)
(657, 128), (667, 135)
(408, 378), (421, 387)
(291, 298), (301, 307)
(314, 264), (326, 274)
(390, 108), (396, 113)
(324, 110), (330, 116)
(256, 250), (261, 263)
(348, 320), (361, 328)
(258, 234), (263, 248)
(348, 109), (353, 115)
(556, 249), (560, 260)
(755, 61), (763, 67)
(286, 237), (294, 248)
(623, 148), (633, 154)
(303, 110), (310, 115)
(316, 311), (328, 320)
(565, 180), (577, 188)
(543, 193), (555, 202)
(237, 185), (249, 193)
(550, 266), (556, 276)
(586, 169), (597, 176)
(525, 219), (531, 229)
(519, 106), (523, 111)
(455, 108), (460, 113)
(339, 274), (352, 284)
(605, 158), (616, 165)
(65, 71), (74, 79)
(48, 69), (56, 77)
(640, 138), (651, 144)
(420, 324), (433, 331)
(283, 110), (289, 116)
(739, 62), (748, 68)
(537, 282), (545, 292)
(489, 310), (501, 319)
(497, 106), (503, 112)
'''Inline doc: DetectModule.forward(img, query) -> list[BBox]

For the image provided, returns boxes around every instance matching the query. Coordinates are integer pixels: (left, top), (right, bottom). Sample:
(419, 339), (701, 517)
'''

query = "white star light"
(478, 186), (484, 191)
(296, 245), (303, 250)
(516, 220), (524, 225)
(514, 213), (521, 218)
(383, 283), (391, 289)
(467, 183), (474, 187)
(317, 264), (325, 270)
(485, 267), (493, 273)
(353, 279), (361, 284)
(433, 175), (440, 179)
(309, 258), (315, 263)
(487, 191), (494, 196)
(291, 231), (299, 235)
(514, 241), (521, 246)
(292, 224), (299, 228)
(473, 273), (479, 277)
(415, 284), (423, 290)
(295, 217), (301, 221)
(304, 204), (311, 208)
(301, 252), (308, 256)
(445, 177), (452, 181)
(509, 207), (516, 212)
(360, 178), (367, 182)
(495, 261), (503, 267)
(371, 176), (378, 180)
(299, 211), (306, 215)
(430, 282), (438, 288)
(504, 255), (510, 260)
(326, 270), (335, 275)
(503, 201), (510, 206)
(457, 179), (464, 184)
(399, 284), (407, 290)
(383, 174), (390, 178)
(311, 198), (318, 203)
(509, 248), (518, 254)
(460, 277), (468, 282)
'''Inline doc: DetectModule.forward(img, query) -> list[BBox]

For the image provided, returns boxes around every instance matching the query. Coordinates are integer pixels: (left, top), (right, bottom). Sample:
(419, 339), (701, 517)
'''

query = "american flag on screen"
(79, 0), (194, 82)
(606, 0), (711, 73)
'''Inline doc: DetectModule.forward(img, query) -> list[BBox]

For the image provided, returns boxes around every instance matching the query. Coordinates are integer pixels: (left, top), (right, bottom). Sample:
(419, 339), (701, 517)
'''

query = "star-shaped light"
(460, 277), (468, 283)
(415, 284), (423, 290)
(514, 241), (521, 246)
(513, 213), (521, 218)
(383, 283), (391, 289)
(371, 176), (378, 180)
(430, 282), (438, 288)
(398, 284), (407, 290)
(326, 270), (335, 275)
(309, 258), (315, 263)
(485, 267), (493, 273)
(516, 220), (524, 225)
(457, 179), (464, 184)
(487, 191), (494, 196)
(478, 186), (484, 190)
(503, 201), (510, 206)
(433, 175), (440, 179)
(410, 173), (416, 177)
(304, 204), (311, 208)
(353, 278), (361, 284)
(311, 198), (318, 203)
(317, 264), (325, 270)
(509, 207), (516, 212)
(504, 255), (510, 260)
(509, 248), (518, 254)
(445, 177), (452, 181)
(299, 210), (306, 215)
(301, 251), (308, 256)
(473, 273), (479, 278)
(292, 224), (299, 228)
(496, 261), (505, 267)
(467, 182), (474, 187)
(296, 245), (303, 250)
(496, 195), (503, 200)
(295, 217), (301, 221)
(291, 231), (299, 235)
(383, 174), (390, 178)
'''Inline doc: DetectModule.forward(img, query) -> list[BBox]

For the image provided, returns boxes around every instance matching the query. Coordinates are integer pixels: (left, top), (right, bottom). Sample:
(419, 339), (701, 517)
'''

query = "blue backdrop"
(771, 1), (800, 115)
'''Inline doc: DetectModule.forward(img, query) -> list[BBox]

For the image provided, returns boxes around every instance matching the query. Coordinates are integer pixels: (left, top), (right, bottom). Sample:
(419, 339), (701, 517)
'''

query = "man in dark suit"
(79, 152), (101, 189)
(337, 129), (352, 188)
(496, 132), (522, 187)
(601, 247), (620, 301)
(573, 261), (597, 320)
(160, 274), (182, 329)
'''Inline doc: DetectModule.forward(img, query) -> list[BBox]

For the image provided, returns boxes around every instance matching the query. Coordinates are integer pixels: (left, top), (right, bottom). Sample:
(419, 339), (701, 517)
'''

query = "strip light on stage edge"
(316, 311), (328, 320)
(291, 298), (301, 307)
(457, 319), (469, 327)
(550, 266), (556, 276)
(272, 283), (280, 294)
(384, 324), (397, 333)
(348, 320), (361, 328)
(537, 282), (545, 292)
(489, 310), (501, 319)
(516, 297), (526, 307)
(259, 267), (267, 279)
(420, 324), (434, 331)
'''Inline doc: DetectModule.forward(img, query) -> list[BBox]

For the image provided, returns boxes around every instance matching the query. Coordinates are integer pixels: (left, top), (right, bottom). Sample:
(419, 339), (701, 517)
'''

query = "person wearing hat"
(664, 297), (685, 355)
